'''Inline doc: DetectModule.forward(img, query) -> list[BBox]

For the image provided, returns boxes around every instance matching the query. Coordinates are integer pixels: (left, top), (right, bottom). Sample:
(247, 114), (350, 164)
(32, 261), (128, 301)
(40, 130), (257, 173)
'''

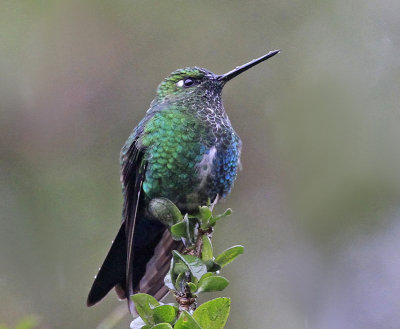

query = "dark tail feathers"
(87, 224), (126, 307)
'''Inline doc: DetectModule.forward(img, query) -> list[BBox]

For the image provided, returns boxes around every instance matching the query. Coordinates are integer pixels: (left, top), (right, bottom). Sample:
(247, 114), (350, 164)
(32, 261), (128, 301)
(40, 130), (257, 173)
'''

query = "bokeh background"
(1, 1), (400, 328)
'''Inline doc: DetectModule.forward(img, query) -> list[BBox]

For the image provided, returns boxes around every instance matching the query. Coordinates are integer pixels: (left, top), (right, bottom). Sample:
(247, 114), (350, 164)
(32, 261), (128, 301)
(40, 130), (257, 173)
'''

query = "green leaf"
(199, 205), (212, 227)
(166, 253), (185, 291)
(199, 272), (213, 281)
(208, 208), (232, 226)
(214, 245), (244, 268)
(170, 221), (188, 241)
(174, 272), (187, 291)
(150, 324), (173, 329)
(148, 198), (183, 226)
(193, 298), (231, 329)
(170, 215), (195, 243)
(174, 311), (202, 329)
(204, 260), (221, 272)
(153, 305), (177, 324)
(199, 205), (212, 220)
(172, 251), (207, 281)
(219, 208), (232, 218)
(197, 275), (229, 293)
(201, 235), (213, 261)
(173, 263), (189, 276)
(187, 282), (197, 294)
(131, 293), (160, 325)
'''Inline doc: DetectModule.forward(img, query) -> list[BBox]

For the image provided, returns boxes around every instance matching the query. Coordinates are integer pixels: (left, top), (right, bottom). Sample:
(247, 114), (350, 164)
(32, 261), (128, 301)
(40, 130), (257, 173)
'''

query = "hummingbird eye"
(176, 78), (196, 88)
(183, 78), (194, 87)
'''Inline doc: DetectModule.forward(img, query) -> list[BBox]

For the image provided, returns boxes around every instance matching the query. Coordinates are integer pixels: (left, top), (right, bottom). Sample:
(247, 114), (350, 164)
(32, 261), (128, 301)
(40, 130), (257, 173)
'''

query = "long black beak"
(216, 49), (280, 82)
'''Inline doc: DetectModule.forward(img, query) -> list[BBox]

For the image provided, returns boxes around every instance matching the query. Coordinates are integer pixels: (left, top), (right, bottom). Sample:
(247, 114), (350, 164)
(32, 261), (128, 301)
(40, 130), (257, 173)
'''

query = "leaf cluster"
(130, 295), (230, 329)
(133, 200), (244, 329)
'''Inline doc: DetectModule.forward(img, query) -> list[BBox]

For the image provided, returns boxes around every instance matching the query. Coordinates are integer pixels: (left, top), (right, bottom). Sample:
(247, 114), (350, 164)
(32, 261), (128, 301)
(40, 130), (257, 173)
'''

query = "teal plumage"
(87, 50), (279, 312)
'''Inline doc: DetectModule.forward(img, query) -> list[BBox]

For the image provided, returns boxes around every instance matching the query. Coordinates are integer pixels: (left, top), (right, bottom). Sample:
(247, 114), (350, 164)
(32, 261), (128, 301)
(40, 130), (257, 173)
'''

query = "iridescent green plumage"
(88, 50), (280, 312)
(141, 107), (208, 202)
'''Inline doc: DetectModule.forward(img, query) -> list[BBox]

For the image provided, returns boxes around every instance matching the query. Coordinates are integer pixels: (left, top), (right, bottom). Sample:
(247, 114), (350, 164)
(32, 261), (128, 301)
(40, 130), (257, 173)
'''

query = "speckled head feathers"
(155, 67), (222, 102)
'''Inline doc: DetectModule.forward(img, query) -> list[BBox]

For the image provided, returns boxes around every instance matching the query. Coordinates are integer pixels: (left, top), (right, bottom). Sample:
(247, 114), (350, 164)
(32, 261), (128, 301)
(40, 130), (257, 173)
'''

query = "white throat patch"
(196, 146), (217, 188)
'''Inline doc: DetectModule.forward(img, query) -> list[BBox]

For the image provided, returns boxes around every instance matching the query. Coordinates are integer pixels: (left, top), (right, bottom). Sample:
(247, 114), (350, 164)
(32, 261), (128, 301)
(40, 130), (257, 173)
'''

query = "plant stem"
(176, 225), (213, 313)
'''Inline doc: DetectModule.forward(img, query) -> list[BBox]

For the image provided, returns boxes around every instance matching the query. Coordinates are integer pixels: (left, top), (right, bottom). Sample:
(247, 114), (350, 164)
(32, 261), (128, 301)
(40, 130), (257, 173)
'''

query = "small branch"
(193, 233), (203, 256)
(175, 295), (196, 312)
(195, 227), (213, 256)
(176, 225), (213, 313)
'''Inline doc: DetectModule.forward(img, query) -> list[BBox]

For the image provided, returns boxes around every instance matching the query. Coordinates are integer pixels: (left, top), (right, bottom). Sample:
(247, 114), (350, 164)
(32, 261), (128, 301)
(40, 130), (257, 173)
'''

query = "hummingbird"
(87, 49), (280, 312)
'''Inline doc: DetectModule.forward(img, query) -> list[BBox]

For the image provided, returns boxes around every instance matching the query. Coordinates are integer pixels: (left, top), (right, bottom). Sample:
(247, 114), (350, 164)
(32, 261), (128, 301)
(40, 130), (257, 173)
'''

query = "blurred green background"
(1, 1), (400, 328)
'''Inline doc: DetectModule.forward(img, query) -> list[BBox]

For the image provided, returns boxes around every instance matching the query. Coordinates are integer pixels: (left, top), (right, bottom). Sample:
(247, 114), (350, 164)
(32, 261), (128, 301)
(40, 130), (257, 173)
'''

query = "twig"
(176, 225), (213, 312)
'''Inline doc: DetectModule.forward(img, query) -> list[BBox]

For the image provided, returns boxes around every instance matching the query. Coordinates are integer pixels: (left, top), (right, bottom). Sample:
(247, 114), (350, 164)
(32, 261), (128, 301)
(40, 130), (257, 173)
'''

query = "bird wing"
(121, 139), (185, 312)
(86, 223), (127, 307)
(121, 140), (147, 313)
(86, 138), (144, 308)
(88, 112), (184, 310)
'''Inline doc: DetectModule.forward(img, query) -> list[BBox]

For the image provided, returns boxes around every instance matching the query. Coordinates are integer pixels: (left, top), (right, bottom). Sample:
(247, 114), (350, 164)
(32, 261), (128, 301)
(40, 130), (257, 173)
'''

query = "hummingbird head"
(155, 67), (222, 103)
(154, 49), (280, 104)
